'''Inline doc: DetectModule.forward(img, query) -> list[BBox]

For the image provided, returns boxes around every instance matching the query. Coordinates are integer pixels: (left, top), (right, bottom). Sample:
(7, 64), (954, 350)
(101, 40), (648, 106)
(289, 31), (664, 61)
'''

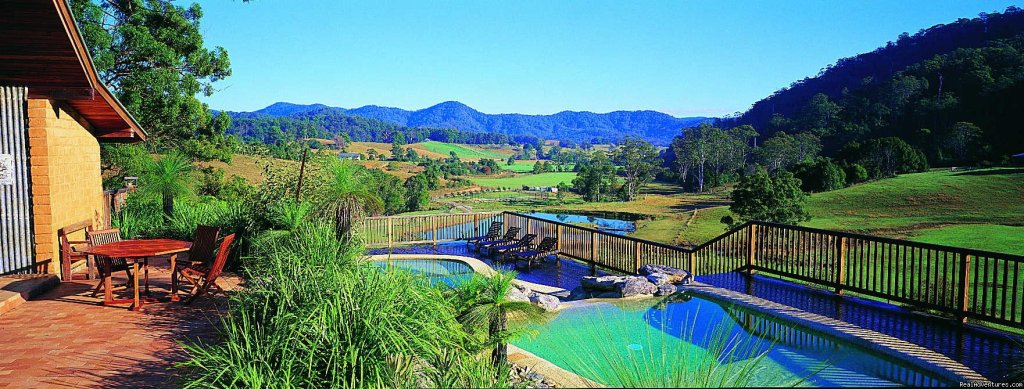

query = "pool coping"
(507, 344), (603, 388)
(678, 281), (993, 385)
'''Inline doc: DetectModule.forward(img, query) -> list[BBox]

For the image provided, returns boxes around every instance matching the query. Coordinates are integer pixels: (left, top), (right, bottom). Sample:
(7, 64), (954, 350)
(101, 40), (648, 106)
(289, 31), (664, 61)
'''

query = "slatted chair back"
(514, 234), (537, 247)
(58, 220), (93, 279)
(205, 234), (236, 286)
(483, 221), (503, 239)
(535, 237), (558, 253)
(187, 225), (221, 265)
(87, 228), (122, 246)
(501, 227), (521, 241)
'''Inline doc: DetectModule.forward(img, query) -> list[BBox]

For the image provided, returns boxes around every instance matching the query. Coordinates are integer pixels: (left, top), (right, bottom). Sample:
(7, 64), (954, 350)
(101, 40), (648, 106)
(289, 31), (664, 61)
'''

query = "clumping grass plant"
(180, 221), (515, 388)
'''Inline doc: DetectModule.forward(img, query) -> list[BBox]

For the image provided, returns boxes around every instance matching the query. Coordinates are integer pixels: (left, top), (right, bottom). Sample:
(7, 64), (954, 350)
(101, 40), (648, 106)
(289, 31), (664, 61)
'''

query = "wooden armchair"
(182, 225), (222, 266)
(86, 228), (133, 297)
(174, 233), (235, 305)
(58, 220), (94, 280)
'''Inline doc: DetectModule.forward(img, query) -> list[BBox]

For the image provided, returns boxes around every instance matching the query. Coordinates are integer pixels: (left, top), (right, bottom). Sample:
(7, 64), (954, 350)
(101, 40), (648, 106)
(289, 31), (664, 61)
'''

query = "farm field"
(415, 141), (511, 160)
(467, 172), (577, 188)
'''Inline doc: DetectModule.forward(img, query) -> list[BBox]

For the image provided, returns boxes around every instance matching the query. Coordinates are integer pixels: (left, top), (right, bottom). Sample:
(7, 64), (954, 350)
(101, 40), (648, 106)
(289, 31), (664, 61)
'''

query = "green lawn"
(683, 168), (1024, 254)
(467, 172), (577, 188)
(416, 141), (507, 160)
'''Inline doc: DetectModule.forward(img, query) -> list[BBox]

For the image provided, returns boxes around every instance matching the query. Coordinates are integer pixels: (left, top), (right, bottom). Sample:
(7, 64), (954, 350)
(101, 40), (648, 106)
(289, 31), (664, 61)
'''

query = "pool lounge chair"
(514, 237), (558, 270)
(464, 221), (503, 246)
(475, 227), (521, 252)
(489, 234), (536, 260)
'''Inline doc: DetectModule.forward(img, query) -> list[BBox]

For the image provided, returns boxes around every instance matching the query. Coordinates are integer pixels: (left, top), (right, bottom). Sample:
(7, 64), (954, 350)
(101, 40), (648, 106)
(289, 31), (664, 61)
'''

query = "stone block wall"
(26, 99), (105, 277)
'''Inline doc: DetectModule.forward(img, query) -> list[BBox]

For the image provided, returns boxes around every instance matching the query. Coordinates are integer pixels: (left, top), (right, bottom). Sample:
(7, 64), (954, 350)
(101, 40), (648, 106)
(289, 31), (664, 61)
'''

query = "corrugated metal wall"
(0, 85), (35, 274)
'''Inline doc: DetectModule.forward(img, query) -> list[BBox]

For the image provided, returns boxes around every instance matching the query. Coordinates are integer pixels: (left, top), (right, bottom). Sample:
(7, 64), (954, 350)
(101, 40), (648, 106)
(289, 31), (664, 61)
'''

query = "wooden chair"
(489, 233), (537, 260)
(58, 220), (94, 280)
(174, 233), (235, 305)
(475, 226), (520, 252)
(465, 221), (503, 246)
(514, 237), (559, 270)
(86, 228), (134, 297)
(183, 225), (222, 266)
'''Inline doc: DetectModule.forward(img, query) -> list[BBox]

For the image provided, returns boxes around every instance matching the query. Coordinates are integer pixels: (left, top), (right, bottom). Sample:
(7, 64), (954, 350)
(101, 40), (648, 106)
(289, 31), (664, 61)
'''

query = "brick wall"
(26, 99), (105, 277)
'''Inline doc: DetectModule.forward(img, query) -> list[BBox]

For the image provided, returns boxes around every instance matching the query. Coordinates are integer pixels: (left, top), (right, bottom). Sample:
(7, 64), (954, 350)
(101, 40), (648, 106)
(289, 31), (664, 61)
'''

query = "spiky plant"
(319, 160), (383, 241)
(456, 271), (544, 367)
(140, 151), (194, 217)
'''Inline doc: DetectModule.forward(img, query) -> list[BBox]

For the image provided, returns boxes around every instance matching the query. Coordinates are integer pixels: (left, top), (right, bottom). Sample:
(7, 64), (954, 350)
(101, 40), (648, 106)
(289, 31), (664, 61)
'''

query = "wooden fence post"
(957, 252), (972, 324)
(835, 236), (847, 295)
(473, 213), (480, 239)
(556, 224), (563, 253)
(590, 231), (599, 276)
(387, 217), (393, 249)
(634, 241), (642, 274)
(689, 251), (697, 276)
(746, 224), (758, 274)
(431, 216), (438, 246)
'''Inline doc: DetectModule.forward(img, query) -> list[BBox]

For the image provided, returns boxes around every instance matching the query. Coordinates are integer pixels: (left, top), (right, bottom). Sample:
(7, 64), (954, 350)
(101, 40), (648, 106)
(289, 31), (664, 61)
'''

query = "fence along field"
(361, 211), (1024, 328)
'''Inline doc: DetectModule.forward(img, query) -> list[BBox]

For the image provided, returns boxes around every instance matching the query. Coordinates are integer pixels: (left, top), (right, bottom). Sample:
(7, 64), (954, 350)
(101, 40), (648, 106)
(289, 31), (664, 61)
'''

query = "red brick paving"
(0, 257), (240, 388)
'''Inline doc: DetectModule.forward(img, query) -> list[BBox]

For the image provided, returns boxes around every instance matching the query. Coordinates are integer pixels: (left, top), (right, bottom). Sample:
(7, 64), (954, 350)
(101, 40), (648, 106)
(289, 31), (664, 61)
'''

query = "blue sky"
(197, 0), (1019, 117)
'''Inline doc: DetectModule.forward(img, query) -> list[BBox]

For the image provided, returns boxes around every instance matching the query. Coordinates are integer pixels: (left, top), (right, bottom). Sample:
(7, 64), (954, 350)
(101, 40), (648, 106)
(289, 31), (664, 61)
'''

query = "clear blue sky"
(196, 0), (1019, 117)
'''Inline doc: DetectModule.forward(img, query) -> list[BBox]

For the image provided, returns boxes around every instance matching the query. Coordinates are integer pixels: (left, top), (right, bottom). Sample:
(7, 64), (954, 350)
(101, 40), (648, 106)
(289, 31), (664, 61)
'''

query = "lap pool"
(511, 293), (960, 387)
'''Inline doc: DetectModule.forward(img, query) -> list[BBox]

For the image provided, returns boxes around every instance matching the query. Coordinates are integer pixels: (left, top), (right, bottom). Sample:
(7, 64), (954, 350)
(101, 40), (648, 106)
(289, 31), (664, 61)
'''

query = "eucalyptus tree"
(612, 138), (662, 201)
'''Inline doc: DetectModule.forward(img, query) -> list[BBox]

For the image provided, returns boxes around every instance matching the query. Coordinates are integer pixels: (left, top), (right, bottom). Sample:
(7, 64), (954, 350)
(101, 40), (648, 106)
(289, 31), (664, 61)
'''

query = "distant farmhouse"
(337, 152), (361, 160)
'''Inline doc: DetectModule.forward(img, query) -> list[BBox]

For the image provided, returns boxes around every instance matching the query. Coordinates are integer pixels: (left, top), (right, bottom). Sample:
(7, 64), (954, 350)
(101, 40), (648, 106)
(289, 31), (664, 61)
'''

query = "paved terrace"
(372, 242), (1024, 382)
(0, 257), (241, 388)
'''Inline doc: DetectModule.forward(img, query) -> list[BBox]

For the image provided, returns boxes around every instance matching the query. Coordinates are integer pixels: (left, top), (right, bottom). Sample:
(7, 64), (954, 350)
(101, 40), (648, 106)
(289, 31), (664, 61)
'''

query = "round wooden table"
(79, 239), (191, 310)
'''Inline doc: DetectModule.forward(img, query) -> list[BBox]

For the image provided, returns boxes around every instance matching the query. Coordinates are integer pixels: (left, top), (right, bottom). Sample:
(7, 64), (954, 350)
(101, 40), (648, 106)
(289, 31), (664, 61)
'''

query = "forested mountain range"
(721, 6), (1024, 163)
(223, 101), (709, 145)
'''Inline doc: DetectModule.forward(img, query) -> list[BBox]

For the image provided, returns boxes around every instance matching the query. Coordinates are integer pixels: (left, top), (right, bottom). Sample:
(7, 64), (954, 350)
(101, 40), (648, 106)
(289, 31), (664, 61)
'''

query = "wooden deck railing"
(360, 211), (1024, 327)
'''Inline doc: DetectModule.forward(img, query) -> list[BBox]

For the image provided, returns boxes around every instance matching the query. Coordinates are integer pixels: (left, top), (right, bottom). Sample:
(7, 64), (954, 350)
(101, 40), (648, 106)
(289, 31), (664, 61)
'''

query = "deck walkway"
(0, 257), (240, 388)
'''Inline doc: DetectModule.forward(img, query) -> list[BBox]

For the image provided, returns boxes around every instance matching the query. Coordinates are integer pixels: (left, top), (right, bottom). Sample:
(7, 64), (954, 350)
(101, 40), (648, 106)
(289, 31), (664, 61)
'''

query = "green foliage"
(70, 0), (232, 154)
(793, 157), (847, 192)
(671, 123), (754, 192)
(181, 222), (512, 388)
(139, 151), (195, 216)
(453, 272), (544, 367)
(726, 166), (810, 227)
(845, 163), (869, 184)
(613, 138), (662, 200)
(846, 137), (929, 178)
(404, 174), (432, 212)
(572, 151), (617, 201)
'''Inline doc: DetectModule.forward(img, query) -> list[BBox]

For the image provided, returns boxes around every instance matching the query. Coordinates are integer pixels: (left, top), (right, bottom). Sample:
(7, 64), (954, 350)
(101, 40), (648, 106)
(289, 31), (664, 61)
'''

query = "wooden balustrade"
(359, 211), (1024, 327)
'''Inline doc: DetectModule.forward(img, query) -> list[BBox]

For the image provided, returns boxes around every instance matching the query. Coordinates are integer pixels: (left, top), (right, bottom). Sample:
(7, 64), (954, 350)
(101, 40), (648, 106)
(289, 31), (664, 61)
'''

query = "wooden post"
(590, 231), (599, 276)
(689, 251), (697, 276)
(957, 253), (972, 324)
(556, 224), (564, 253)
(387, 217), (393, 249)
(634, 241), (642, 274)
(746, 224), (758, 274)
(835, 236), (847, 295)
(431, 216), (438, 246)
(294, 148), (308, 202)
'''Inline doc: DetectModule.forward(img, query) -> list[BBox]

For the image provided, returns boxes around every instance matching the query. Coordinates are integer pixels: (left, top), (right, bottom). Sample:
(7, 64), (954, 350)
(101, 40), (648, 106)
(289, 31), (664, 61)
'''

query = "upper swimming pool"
(372, 258), (475, 286)
(511, 293), (960, 387)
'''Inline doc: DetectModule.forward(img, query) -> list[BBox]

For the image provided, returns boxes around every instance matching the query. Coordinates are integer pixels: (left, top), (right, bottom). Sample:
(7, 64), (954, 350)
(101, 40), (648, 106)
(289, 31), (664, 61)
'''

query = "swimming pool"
(511, 293), (959, 387)
(372, 258), (476, 286)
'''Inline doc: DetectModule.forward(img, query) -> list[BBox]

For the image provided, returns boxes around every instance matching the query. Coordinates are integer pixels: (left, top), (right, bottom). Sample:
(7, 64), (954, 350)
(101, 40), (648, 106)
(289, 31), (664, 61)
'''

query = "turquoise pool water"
(373, 259), (474, 286)
(512, 293), (956, 387)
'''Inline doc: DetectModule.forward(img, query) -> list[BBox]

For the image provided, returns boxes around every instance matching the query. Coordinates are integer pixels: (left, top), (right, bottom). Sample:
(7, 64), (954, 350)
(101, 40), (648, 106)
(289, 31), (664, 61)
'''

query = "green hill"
(416, 141), (509, 160)
(686, 168), (1024, 254)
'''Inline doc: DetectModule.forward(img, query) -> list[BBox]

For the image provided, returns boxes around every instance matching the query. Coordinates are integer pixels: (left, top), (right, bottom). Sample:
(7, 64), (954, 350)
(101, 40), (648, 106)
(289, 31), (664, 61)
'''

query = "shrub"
(725, 166), (810, 228)
(793, 157), (847, 192)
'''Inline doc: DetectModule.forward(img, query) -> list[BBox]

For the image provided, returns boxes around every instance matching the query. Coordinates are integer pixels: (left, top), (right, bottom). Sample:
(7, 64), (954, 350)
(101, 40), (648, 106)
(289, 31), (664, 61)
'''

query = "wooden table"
(79, 239), (191, 310)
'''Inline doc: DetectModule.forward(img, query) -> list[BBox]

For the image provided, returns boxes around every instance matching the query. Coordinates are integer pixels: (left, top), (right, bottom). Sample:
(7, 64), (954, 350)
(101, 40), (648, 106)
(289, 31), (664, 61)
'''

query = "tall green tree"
(391, 132), (407, 161)
(613, 138), (662, 201)
(724, 166), (810, 228)
(571, 151), (616, 201)
(70, 0), (232, 152)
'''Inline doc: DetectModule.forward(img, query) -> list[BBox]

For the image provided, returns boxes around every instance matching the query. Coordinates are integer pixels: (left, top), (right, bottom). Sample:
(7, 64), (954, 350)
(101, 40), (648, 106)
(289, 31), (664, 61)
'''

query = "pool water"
(373, 259), (475, 286)
(511, 293), (956, 387)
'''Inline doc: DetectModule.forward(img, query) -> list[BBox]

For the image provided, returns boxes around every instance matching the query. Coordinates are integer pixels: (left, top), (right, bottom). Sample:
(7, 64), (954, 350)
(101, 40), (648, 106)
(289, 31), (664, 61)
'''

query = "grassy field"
(197, 154), (299, 183)
(415, 141), (511, 160)
(467, 172), (577, 188)
(685, 168), (1024, 254)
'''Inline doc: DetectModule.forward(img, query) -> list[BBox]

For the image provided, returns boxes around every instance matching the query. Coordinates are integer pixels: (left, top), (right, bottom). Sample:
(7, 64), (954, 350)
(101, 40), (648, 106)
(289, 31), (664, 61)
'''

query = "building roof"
(0, 0), (146, 142)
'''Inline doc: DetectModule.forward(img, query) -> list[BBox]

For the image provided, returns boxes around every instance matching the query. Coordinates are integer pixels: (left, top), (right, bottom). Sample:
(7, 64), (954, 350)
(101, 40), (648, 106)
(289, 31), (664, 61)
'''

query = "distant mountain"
(223, 101), (709, 145)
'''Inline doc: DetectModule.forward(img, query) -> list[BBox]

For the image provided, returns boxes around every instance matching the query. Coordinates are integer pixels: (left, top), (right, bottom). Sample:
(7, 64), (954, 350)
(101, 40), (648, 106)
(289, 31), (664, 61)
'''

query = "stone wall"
(26, 99), (105, 276)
